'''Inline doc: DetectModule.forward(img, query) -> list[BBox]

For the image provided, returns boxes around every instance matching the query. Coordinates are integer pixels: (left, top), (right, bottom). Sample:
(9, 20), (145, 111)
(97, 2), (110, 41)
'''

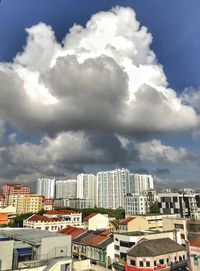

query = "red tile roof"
(83, 213), (97, 222)
(87, 235), (107, 246)
(46, 209), (80, 215)
(190, 238), (200, 247)
(27, 214), (62, 222)
(119, 217), (134, 225)
(75, 230), (111, 247)
(58, 226), (86, 240)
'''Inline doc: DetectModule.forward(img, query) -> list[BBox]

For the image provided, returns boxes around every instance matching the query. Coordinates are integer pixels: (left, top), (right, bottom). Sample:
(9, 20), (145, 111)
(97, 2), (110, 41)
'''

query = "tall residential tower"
(36, 178), (56, 199)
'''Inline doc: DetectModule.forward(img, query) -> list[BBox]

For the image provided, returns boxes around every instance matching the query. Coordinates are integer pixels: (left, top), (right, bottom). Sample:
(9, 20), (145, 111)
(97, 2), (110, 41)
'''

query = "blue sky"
(0, 0), (200, 188)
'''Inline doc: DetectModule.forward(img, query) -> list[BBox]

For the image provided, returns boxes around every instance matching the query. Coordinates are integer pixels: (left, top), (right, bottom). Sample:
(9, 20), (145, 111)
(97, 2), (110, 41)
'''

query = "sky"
(0, 0), (200, 189)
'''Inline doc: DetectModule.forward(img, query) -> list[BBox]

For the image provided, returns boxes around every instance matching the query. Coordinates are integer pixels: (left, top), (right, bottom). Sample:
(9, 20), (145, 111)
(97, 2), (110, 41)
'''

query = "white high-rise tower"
(77, 174), (97, 206)
(56, 179), (77, 199)
(129, 174), (154, 194)
(97, 168), (130, 209)
(36, 177), (56, 199)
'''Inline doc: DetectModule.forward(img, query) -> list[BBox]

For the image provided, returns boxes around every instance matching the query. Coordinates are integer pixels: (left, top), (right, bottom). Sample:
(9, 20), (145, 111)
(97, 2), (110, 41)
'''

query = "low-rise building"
(23, 214), (68, 232)
(118, 217), (149, 232)
(43, 198), (54, 211)
(44, 209), (82, 227)
(0, 213), (9, 225)
(113, 230), (182, 268)
(124, 194), (147, 216)
(0, 205), (17, 222)
(126, 238), (187, 271)
(132, 214), (178, 231)
(72, 229), (113, 268)
(0, 228), (72, 270)
(83, 213), (109, 230)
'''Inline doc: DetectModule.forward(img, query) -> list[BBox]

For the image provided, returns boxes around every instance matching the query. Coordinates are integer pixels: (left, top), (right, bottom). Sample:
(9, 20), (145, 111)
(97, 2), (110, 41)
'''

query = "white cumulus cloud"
(0, 6), (198, 135)
(135, 139), (194, 163)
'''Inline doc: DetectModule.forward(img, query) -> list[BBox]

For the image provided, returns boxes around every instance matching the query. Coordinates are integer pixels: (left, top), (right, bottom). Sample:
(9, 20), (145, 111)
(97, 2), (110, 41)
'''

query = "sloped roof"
(127, 238), (185, 257)
(83, 213), (97, 222)
(46, 209), (80, 215)
(26, 214), (62, 222)
(73, 229), (111, 247)
(119, 217), (135, 225)
(190, 238), (200, 247)
(96, 237), (113, 249)
(58, 226), (86, 240)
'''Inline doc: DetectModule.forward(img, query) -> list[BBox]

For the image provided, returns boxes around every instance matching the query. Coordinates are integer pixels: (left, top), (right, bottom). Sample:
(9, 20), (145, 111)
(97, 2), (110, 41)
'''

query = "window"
(139, 261), (143, 267)
(130, 260), (136, 266)
(146, 261), (150, 267)
(159, 259), (164, 265)
(114, 245), (119, 250)
(154, 261), (157, 266)
(120, 253), (126, 260)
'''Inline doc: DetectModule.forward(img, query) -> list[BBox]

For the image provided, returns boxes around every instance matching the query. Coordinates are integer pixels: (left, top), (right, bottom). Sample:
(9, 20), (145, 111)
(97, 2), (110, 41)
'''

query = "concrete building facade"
(97, 169), (130, 209)
(56, 179), (77, 199)
(36, 177), (56, 199)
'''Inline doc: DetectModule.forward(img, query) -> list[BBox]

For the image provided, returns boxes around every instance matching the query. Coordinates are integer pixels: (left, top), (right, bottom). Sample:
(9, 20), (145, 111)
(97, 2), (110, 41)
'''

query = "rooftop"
(58, 226), (86, 240)
(0, 228), (65, 245)
(26, 214), (63, 222)
(190, 238), (200, 247)
(83, 213), (97, 222)
(115, 230), (161, 236)
(127, 238), (185, 257)
(119, 217), (134, 225)
(46, 209), (80, 215)
(73, 229), (111, 247)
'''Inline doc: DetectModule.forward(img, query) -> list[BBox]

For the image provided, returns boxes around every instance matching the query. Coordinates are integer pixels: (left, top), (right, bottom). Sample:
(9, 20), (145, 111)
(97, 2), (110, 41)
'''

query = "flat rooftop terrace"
(0, 228), (62, 245)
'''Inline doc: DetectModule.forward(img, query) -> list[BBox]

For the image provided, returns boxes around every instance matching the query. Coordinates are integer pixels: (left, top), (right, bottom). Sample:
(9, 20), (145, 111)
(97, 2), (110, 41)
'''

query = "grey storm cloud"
(153, 168), (171, 175)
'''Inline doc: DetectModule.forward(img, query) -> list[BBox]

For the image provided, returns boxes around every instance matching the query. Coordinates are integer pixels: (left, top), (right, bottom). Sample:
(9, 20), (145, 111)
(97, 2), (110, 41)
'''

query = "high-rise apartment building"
(77, 174), (97, 206)
(56, 179), (77, 199)
(97, 168), (130, 209)
(36, 178), (56, 199)
(129, 173), (154, 194)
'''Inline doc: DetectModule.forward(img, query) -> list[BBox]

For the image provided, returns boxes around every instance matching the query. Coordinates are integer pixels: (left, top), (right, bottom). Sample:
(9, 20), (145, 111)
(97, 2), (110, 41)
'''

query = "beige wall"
(40, 235), (71, 260)
(0, 240), (14, 270)
(128, 217), (149, 231)
(88, 214), (109, 230)
(163, 217), (188, 245)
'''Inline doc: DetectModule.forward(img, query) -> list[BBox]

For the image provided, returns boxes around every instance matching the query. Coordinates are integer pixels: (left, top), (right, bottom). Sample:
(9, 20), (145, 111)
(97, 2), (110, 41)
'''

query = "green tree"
(148, 201), (160, 214)
(14, 213), (33, 227)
